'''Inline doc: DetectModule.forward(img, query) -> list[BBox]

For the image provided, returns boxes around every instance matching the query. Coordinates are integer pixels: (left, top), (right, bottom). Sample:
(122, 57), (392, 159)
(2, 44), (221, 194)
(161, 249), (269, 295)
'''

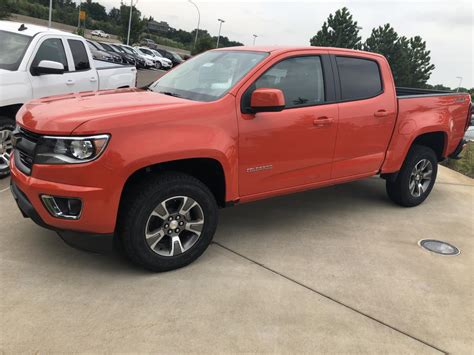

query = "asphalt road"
(137, 68), (167, 88)
(0, 166), (472, 353)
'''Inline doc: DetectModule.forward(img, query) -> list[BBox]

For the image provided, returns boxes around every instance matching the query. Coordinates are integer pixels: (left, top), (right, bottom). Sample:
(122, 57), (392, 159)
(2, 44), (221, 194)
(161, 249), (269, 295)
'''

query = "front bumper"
(10, 179), (114, 253)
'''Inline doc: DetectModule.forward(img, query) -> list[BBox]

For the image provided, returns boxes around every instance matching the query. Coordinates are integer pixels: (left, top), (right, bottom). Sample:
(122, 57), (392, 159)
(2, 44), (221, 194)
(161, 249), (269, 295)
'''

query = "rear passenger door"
(65, 39), (99, 92)
(331, 55), (397, 179)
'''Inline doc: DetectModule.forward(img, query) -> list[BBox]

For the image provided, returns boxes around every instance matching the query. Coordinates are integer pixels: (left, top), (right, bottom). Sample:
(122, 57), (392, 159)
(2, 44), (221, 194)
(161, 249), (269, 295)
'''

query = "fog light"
(41, 195), (82, 220)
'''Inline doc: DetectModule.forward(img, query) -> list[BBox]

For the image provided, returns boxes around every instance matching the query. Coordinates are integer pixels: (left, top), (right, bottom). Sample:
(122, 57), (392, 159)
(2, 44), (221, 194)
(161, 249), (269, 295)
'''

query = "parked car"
(86, 40), (116, 63)
(134, 47), (164, 69)
(10, 47), (472, 272)
(140, 38), (157, 49)
(135, 47), (172, 69)
(0, 21), (137, 177)
(87, 40), (122, 63)
(121, 44), (154, 69)
(150, 49), (173, 70)
(155, 48), (184, 66)
(100, 42), (135, 66)
(90, 29), (110, 38)
(118, 44), (146, 69)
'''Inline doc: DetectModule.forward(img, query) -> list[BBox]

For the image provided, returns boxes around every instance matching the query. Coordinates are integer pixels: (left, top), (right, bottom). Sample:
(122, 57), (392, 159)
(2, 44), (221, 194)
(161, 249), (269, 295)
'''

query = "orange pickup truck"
(10, 47), (471, 271)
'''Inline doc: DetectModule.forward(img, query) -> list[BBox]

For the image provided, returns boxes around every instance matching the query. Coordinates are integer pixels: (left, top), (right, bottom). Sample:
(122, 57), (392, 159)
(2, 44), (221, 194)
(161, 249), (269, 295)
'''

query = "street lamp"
(252, 34), (258, 45)
(216, 18), (225, 48)
(456, 76), (463, 92)
(127, 0), (139, 45)
(188, 0), (200, 50)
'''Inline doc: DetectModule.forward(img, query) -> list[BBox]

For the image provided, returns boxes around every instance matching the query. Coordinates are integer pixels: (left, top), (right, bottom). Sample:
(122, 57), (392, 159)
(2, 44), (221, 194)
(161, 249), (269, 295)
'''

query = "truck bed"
(396, 87), (463, 98)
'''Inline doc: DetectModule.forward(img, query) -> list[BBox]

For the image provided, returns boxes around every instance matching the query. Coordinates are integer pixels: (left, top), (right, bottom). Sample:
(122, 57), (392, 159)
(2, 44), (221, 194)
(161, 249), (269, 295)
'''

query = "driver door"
(237, 53), (339, 197)
(28, 36), (74, 98)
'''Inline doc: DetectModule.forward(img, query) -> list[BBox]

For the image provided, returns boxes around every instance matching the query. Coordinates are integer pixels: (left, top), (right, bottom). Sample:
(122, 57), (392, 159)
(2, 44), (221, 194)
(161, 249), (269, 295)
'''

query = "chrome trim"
(41, 195), (82, 220)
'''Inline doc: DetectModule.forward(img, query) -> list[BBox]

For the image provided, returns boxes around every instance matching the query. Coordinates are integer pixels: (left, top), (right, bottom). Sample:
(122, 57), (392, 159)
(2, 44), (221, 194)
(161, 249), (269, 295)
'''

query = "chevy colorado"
(10, 46), (471, 271)
(0, 21), (137, 177)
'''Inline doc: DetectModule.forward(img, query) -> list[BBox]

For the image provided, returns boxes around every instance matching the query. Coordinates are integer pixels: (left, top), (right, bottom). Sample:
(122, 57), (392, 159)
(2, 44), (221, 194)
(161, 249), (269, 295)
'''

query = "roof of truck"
(0, 20), (81, 38)
(214, 45), (386, 59)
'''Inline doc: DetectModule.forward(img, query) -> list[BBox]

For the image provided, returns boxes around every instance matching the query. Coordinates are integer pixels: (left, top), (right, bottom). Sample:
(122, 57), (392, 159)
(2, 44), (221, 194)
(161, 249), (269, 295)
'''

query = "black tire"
(155, 61), (161, 70)
(0, 116), (15, 179)
(386, 145), (438, 207)
(119, 172), (218, 272)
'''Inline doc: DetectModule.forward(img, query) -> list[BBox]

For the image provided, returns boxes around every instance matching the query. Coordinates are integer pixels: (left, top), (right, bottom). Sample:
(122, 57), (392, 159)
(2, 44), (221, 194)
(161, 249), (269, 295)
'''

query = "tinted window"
(0, 30), (32, 71)
(68, 39), (90, 71)
(336, 56), (382, 100)
(253, 56), (325, 108)
(32, 38), (68, 71)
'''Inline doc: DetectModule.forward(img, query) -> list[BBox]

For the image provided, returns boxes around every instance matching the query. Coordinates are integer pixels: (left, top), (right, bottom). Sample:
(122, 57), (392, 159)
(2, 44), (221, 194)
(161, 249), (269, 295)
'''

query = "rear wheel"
(119, 172), (218, 272)
(0, 117), (15, 179)
(386, 145), (438, 207)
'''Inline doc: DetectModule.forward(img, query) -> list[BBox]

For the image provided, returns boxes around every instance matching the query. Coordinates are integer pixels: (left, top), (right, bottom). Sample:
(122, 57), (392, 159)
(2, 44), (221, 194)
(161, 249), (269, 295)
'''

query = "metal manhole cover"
(418, 239), (460, 256)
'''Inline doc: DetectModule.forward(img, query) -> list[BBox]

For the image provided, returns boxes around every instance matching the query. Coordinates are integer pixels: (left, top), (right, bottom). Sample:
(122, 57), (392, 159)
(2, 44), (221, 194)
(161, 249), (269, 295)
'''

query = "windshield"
(140, 48), (154, 56)
(149, 50), (268, 102)
(172, 53), (183, 61)
(121, 46), (134, 55)
(0, 30), (32, 71)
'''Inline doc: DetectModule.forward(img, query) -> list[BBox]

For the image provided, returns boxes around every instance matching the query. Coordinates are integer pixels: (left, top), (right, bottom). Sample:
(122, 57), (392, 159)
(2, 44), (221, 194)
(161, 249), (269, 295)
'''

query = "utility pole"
(252, 34), (258, 45)
(48, 0), (52, 28)
(188, 0), (200, 50)
(216, 18), (225, 48)
(127, 0), (139, 45)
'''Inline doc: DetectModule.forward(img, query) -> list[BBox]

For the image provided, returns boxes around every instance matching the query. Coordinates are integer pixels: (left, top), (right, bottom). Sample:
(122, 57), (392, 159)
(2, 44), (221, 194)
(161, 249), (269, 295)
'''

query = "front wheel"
(386, 145), (438, 207)
(0, 117), (15, 179)
(119, 172), (218, 272)
(155, 61), (162, 70)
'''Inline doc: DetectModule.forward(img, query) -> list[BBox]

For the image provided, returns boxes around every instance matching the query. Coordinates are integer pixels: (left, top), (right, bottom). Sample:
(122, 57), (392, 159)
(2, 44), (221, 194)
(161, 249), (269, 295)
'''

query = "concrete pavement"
(0, 166), (472, 353)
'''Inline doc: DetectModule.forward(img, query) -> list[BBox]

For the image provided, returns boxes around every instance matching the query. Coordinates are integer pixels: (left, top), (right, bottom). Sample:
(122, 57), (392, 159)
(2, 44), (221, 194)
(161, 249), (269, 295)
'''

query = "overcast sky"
(99, 0), (473, 88)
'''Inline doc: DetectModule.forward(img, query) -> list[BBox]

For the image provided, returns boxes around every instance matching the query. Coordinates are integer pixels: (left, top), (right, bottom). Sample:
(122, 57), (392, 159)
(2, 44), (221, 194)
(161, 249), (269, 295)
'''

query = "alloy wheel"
(145, 196), (205, 257)
(409, 159), (433, 197)
(0, 129), (13, 170)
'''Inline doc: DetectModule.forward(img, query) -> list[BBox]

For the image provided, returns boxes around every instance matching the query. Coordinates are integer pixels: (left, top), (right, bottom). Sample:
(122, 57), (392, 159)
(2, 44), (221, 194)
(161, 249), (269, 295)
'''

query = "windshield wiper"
(159, 91), (181, 98)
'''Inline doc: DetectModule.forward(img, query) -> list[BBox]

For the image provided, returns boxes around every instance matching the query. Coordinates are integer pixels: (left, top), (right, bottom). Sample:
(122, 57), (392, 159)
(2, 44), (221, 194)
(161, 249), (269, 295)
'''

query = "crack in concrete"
(213, 241), (448, 354)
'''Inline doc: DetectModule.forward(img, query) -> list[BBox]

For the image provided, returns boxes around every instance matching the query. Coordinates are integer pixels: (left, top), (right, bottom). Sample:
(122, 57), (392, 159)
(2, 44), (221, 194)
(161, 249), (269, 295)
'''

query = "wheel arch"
(0, 104), (23, 120)
(119, 157), (228, 211)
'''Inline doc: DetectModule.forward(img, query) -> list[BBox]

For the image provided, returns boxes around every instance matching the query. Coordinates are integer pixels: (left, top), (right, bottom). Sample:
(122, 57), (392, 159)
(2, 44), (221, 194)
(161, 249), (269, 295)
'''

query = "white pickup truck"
(0, 21), (137, 177)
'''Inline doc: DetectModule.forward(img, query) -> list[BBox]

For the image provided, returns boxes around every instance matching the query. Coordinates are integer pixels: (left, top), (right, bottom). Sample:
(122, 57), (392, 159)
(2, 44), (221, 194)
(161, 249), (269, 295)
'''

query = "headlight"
(35, 135), (110, 164)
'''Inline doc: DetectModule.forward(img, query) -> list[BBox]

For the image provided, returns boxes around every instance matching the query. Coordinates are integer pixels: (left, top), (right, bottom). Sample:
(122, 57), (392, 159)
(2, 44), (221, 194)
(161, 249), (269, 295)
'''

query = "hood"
(17, 88), (197, 134)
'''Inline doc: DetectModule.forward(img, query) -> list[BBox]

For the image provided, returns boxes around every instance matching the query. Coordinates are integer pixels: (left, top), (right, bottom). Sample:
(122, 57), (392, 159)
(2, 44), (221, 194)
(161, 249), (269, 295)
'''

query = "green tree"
(0, 0), (12, 20)
(192, 37), (214, 55)
(310, 7), (362, 49)
(82, 0), (107, 22)
(120, 4), (144, 45)
(364, 24), (435, 87)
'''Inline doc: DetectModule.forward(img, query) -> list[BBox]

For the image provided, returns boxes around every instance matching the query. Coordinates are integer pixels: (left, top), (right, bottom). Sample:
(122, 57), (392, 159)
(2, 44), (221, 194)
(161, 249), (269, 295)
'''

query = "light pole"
(48, 0), (52, 28)
(127, 0), (139, 45)
(252, 34), (258, 45)
(456, 76), (463, 92)
(216, 18), (225, 48)
(188, 0), (200, 50)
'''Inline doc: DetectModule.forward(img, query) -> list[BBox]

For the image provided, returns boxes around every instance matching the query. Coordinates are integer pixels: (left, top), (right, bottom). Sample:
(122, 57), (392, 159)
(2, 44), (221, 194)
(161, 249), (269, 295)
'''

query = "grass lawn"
(442, 141), (474, 178)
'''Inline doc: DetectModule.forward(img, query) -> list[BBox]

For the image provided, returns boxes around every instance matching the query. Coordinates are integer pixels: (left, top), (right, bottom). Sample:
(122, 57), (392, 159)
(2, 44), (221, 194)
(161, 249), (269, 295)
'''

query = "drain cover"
(418, 239), (460, 256)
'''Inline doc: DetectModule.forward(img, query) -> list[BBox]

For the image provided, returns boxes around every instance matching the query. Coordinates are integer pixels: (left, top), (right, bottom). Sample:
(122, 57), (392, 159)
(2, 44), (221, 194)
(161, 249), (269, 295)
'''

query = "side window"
(336, 56), (382, 100)
(253, 56), (325, 108)
(32, 38), (68, 71)
(68, 39), (90, 71)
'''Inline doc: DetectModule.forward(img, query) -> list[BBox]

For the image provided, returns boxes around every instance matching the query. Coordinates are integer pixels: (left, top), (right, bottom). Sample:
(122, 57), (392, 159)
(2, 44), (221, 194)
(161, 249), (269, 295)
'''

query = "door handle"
(90, 77), (97, 82)
(374, 110), (389, 118)
(313, 116), (333, 127)
(66, 79), (75, 86)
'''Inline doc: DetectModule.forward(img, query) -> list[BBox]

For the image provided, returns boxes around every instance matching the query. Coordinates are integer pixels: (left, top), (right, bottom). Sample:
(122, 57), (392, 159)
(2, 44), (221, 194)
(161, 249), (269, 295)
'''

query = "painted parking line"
(0, 187), (10, 193)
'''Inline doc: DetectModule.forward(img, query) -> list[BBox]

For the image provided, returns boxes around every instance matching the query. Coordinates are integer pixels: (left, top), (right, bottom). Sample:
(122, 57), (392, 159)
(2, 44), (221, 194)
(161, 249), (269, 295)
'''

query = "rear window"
(336, 56), (382, 100)
(68, 39), (90, 71)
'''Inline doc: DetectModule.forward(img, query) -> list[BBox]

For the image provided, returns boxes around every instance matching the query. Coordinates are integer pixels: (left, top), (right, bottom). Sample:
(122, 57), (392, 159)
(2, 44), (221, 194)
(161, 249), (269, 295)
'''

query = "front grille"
(14, 127), (41, 175)
(19, 127), (41, 143)
(19, 151), (34, 170)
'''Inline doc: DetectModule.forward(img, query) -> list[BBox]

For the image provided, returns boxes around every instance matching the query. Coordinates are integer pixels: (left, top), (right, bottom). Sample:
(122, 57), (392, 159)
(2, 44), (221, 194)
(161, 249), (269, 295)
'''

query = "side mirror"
(250, 88), (285, 113)
(32, 60), (65, 76)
